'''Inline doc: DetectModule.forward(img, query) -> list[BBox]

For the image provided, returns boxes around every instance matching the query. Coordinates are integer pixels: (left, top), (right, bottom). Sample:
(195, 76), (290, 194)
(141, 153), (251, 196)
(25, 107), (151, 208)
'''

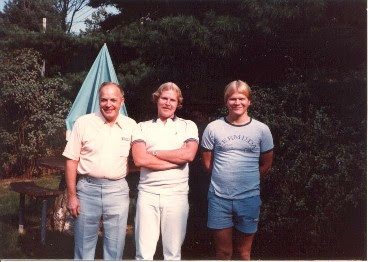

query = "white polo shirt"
(63, 111), (137, 179)
(132, 116), (199, 195)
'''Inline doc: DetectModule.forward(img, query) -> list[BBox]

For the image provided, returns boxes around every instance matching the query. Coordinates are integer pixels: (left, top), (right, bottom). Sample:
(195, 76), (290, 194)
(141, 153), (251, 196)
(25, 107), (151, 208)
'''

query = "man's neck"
(104, 117), (118, 127)
(158, 115), (174, 124)
(226, 113), (250, 125)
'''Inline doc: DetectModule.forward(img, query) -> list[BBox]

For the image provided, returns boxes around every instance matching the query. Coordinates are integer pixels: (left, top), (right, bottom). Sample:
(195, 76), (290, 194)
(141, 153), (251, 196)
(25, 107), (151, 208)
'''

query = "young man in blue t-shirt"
(201, 80), (274, 260)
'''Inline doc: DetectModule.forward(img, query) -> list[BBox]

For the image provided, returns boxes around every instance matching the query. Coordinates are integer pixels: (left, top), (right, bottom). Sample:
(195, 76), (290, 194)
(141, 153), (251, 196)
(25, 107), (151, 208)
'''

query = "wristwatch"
(152, 150), (158, 157)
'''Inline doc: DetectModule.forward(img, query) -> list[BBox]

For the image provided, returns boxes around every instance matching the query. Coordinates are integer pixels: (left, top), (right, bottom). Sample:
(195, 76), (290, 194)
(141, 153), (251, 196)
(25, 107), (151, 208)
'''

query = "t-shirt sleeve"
(260, 125), (274, 153)
(201, 123), (215, 151)
(184, 120), (199, 143)
(62, 119), (82, 160)
(132, 122), (146, 144)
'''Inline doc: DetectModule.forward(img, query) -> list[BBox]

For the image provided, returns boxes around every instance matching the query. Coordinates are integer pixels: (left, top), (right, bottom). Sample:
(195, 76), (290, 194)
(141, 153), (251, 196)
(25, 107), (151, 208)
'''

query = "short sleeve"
(201, 123), (215, 151)
(62, 119), (82, 160)
(260, 125), (274, 153)
(184, 120), (199, 143)
(132, 122), (146, 144)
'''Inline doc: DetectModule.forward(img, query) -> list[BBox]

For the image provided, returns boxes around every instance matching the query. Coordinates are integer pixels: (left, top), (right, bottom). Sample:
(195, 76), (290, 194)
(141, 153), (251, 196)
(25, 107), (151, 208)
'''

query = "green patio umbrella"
(65, 43), (127, 140)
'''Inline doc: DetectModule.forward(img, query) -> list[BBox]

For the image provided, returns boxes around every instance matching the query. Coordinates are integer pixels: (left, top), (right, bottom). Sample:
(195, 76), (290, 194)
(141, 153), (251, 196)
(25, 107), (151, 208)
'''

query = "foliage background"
(0, 0), (366, 259)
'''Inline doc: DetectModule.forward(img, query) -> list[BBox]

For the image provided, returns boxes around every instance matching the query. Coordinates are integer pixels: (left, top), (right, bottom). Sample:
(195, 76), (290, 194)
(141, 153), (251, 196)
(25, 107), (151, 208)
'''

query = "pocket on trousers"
(207, 190), (215, 200)
(118, 179), (129, 194)
(76, 178), (86, 192)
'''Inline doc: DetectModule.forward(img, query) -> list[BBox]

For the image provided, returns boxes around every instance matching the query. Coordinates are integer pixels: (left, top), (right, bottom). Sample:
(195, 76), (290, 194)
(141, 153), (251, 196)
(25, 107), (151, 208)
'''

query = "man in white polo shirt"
(132, 82), (199, 260)
(62, 82), (137, 260)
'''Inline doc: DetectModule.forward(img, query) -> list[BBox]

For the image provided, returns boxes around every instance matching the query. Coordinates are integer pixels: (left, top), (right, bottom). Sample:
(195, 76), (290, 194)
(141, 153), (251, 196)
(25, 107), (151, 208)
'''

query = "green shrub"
(0, 48), (71, 178)
(249, 77), (366, 258)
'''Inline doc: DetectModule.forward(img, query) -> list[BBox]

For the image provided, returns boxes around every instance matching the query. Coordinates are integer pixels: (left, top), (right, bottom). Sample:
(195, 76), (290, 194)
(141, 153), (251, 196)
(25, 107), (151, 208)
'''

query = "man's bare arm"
(65, 158), (80, 218)
(127, 148), (140, 173)
(201, 149), (213, 174)
(152, 141), (198, 165)
(128, 158), (140, 173)
(132, 142), (180, 170)
(259, 150), (274, 177)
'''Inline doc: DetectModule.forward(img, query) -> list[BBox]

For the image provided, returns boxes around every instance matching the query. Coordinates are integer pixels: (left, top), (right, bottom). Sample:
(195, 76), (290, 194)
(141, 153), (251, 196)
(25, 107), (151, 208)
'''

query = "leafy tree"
(1, 0), (62, 32)
(83, 7), (108, 33)
(84, 0), (365, 122)
(248, 71), (366, 259)
(55, 0), (89, 33)
(89, 0), (243, 25)
(0, 48), (71, 178)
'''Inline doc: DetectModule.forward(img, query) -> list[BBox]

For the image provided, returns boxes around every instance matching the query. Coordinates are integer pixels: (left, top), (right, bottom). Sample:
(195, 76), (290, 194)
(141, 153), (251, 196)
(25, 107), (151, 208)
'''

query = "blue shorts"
(207, 190), (261, 234)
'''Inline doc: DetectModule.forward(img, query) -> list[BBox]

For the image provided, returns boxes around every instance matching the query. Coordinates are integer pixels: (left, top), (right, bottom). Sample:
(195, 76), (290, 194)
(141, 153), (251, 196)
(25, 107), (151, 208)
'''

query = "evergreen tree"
(1, 0), (62, 32)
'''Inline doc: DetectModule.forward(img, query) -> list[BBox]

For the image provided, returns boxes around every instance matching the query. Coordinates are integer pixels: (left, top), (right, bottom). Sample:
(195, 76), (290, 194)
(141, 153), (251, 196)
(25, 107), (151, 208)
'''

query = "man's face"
(99, 84), (124, 123)
(226, 91), (251, 117)
(157, 89), (179, 121)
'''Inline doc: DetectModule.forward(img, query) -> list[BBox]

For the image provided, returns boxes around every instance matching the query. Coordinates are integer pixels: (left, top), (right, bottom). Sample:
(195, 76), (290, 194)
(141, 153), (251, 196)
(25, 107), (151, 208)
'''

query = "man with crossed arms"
(132, 82), (199, 260)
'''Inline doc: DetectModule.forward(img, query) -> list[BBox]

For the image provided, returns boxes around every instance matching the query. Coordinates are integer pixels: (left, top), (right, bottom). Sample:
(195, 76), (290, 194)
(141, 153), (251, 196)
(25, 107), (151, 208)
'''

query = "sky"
(0, 0), (118, 33)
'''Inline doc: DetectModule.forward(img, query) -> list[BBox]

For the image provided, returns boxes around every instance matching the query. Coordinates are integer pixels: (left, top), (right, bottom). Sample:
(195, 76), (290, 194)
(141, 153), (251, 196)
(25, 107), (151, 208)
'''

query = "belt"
(77, 175), (124, 185)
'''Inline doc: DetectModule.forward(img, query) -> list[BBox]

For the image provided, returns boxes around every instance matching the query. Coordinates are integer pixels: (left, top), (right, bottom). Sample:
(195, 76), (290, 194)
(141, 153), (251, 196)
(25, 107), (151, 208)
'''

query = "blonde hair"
(152, 82), (183, 109)
(224, 80), (251, 104)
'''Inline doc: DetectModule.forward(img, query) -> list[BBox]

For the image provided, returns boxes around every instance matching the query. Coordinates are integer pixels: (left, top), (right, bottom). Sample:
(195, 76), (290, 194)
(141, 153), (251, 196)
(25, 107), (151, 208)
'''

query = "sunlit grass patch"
(0, 174), (64, 259)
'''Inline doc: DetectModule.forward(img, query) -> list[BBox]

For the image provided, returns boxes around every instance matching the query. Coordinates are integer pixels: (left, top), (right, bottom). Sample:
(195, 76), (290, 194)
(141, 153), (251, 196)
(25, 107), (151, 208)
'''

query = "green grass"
(0, 174), (137, 259)
(0, 174), (74, 259)
(0, 173), (214, 259)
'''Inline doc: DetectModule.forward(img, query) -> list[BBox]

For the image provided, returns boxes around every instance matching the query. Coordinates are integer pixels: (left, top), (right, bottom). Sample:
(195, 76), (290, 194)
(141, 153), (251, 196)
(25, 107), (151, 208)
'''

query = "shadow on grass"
(18, 230), (74, 259)
(182, 168), (215, 260)
(1, 223), (137, 259)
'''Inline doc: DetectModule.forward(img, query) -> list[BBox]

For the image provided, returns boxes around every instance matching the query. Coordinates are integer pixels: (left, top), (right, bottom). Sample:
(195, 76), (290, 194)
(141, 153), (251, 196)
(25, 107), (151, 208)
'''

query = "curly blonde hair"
(152, 82), (183, 109)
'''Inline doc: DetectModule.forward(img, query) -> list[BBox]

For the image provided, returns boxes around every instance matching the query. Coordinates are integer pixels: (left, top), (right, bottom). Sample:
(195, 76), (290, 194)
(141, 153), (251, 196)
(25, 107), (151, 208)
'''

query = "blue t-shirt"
(201, 117), (273, 199)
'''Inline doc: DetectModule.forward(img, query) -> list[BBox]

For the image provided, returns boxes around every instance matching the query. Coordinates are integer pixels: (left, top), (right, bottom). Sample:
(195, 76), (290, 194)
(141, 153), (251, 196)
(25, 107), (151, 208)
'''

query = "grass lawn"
(0, 174), (76, 259)
(0, 172), (215, 260)
(2, 170), (364, 260)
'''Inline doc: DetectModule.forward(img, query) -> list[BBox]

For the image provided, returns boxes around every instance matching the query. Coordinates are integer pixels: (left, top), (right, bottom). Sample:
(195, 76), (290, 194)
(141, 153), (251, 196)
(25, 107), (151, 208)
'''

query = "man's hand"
(67, 194), (80, 218)
(132, 142), (181, 170)
(148, 141), (198, 165)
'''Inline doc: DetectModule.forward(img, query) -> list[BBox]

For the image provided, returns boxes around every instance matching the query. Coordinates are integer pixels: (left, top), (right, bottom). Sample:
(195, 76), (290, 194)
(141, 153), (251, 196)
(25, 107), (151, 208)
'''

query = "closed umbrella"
(65, 43), (127, 140)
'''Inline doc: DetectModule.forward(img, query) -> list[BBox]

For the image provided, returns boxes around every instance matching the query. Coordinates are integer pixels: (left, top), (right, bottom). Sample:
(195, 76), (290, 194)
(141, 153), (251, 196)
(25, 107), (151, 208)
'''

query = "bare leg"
(234, 229), (255, 260)
(212, 227), (233, 259)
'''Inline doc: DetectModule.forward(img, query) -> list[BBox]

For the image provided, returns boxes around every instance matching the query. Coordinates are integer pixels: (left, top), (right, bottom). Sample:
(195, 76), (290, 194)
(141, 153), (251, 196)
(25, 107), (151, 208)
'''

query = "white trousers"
(135, 190), (189, 260)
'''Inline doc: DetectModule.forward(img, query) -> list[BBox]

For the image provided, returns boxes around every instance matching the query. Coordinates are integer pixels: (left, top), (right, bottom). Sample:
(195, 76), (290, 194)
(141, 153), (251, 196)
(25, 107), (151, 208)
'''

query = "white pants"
(135, 190), (189, 260)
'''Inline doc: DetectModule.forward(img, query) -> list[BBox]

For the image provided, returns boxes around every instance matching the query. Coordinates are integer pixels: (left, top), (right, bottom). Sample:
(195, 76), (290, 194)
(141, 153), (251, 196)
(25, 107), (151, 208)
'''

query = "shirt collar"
(153, 115), (177, 123)
(95, 111), (123, 129)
